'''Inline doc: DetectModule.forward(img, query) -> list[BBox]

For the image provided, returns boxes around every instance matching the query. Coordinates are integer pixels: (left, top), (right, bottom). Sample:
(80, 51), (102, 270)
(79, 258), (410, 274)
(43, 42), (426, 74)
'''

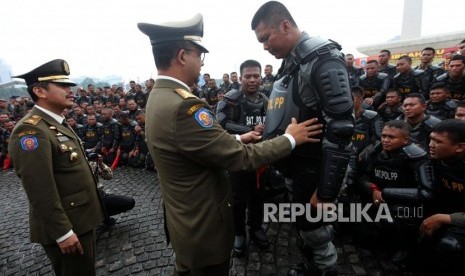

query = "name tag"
(58, 136), (70, 142)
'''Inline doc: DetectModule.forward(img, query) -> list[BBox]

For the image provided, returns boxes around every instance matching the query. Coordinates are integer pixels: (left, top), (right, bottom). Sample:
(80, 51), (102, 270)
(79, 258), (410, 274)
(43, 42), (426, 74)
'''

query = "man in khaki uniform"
(138, 14), (322, 275)
(9, 59), (104, 276)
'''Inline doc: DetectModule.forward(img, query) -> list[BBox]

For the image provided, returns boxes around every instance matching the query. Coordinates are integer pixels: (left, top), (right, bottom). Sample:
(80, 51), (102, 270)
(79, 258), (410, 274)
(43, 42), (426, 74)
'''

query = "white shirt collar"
(156, 75), (191, 91)
(35, 105), (65, 124)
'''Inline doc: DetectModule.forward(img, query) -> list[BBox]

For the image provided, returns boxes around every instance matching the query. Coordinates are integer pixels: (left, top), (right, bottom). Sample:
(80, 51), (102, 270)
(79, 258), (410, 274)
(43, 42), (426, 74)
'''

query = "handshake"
(240, 117), (323, 145)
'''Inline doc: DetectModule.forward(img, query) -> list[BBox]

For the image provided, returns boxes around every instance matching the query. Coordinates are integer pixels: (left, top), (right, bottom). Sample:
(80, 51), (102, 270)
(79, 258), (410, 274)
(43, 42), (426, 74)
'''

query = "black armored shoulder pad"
(412, 69), (424, 76)
(111, 118), (119, 124)
(393, 72), (401, 79)
(445, 100), (458, 110)
(360, 74), (367, 81)
(429, 65), (441, 71)
(130, 120), (138, 127)
(96, 122), (103, 127)
(377, 72), (389, 80)
(402, 143), (427, 159)
(295, 36), (333, 61)
(257, 91), (269, 100)
(424, 115), (441, 129)
(224, 89), (243, 103)
(362, 109), (378, 120)
(436, 72), (448, 82)
(76, 124), (84, 129)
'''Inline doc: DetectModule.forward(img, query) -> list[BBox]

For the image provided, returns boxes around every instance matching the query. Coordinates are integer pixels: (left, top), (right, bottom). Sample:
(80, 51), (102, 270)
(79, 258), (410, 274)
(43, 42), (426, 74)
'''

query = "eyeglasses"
(184, 48), (206, 62)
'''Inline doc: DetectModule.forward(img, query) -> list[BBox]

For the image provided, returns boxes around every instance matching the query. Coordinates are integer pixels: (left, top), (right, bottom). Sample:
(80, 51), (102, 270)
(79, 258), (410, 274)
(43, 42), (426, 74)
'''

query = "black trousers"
(230, 170), (265, 236)
(43, 230), (96, 276)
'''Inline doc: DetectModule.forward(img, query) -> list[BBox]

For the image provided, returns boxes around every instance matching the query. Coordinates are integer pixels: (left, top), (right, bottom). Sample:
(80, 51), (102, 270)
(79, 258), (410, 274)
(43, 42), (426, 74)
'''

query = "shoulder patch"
(19, 135), (39, 151)
(194, 108), (214, 128)
(175, 88), (197, 99)
(17, 130), (37, 137)
(187, 104), (205, 116)
(24, 115), (42, 125)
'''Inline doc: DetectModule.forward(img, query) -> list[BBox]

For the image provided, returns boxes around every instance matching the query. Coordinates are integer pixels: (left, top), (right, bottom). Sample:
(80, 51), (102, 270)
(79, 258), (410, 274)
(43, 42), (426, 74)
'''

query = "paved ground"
(0, 167), (420, 275)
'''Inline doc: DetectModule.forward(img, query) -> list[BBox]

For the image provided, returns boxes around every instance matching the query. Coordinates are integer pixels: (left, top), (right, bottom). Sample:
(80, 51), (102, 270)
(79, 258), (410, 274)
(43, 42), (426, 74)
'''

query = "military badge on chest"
(50, 125), (80, 162)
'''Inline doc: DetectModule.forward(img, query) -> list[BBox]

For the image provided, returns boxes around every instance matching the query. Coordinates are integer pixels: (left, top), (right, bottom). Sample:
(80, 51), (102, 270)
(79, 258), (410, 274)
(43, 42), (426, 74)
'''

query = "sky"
(1, 0), (465, 83)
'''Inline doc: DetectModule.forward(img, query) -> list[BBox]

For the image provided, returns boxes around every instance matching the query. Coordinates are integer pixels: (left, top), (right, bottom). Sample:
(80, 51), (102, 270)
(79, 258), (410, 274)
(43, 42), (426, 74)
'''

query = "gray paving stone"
(0, 167), (419, 275)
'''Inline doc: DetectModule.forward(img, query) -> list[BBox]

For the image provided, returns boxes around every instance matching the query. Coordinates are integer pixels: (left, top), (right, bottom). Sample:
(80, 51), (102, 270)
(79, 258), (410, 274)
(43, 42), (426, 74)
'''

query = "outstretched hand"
(240, 131), (262, 144)
(285, 118), (323, 146)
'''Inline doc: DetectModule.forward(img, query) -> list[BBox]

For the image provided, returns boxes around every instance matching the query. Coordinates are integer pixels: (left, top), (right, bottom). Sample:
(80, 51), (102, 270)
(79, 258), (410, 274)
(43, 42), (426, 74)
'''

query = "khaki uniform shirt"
(145, 78), (292, 269)
(9, 107), (104, 245)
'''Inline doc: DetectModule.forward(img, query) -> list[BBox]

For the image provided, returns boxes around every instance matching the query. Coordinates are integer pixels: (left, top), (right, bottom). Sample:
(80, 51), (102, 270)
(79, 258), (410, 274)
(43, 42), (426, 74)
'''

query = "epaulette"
(362, 109), (378, 120)
(224, 89), (243, 103)
(445, 100), (458, 110)
(402, 143), (427, 159)
(23, 114), (42, 125)
(429, 65), (442, 71)
(436, 73), (448, 82)
(175, 88), (197, 99)
(424, 115), (441, 129)
(377, 72), (388, 80)
(412, 69), (424, 76)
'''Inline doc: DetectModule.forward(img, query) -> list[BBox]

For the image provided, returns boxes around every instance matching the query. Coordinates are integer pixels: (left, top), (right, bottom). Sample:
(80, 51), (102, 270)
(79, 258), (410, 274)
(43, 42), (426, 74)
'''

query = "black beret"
(13, 59), (76, 87)
(138, 13), (208, 53)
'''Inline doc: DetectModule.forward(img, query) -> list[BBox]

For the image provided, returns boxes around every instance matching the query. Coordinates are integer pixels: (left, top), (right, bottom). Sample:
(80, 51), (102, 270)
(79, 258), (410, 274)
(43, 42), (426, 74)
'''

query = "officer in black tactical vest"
(251, 2), (354, 275)
(100, 108), (120, 164)
(345, 87), (383, 191)
(393, 55), (427, 100)
(397, 93), (441, 150)
(72, 105), (87, 126)
(133, 84), (147, 109)
(261, 64), (275, 97)
(82, 114), (103, 152)
(434, 54), (465, 101)
(200, 79), (221, 107)
(345, 53), (364, 87)
(414, 47), (445, 100)
(229, 72), (241, 91)
(377, 89), (403, 122)
(66, 116), (85, 140)
(357, 120), (434, 265)
(216, 60), (269, 257)
(117, 112), (137, 166)
(75, 88), (91, 107)
(456, 101), (465, 121)
(105, 86), (120, 107)
(132, 110), (154, 170)
(350, 86), (383, 157)
(418, 119), (465, 275)
(426, 82), (457, 120)
(360, 60), (391, 109)
(378, 49), (397, 80)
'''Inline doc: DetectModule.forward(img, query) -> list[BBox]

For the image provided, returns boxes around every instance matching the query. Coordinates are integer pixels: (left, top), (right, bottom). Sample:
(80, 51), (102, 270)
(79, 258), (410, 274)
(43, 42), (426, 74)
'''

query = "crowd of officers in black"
(1, 43), (465, 274)
(0, 79), (157, 170)
(324, 46), (465, 274)
(199, 46), (465, 274)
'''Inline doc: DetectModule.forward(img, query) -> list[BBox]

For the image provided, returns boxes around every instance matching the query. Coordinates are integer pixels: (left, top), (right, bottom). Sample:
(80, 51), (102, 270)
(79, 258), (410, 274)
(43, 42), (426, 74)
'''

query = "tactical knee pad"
(299, 225), (334, 249)
(297, 225), (337, 271)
